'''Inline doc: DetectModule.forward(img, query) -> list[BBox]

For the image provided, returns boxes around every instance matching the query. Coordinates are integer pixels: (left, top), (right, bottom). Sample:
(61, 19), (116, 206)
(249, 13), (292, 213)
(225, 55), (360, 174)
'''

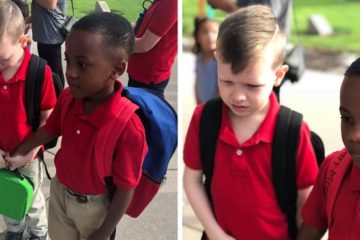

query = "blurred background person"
(192, 16), (219, 104)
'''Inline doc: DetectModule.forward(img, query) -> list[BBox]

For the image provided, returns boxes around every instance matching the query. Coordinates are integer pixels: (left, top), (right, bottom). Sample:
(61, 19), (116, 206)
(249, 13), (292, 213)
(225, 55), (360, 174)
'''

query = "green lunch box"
(0, 169), (34, 221)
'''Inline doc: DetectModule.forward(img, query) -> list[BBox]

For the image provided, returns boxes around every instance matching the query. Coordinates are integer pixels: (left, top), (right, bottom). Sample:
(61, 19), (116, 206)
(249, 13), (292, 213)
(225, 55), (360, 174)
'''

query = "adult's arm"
(207, 0), (239, 13)
(133, 29), (161, 53)
(35, 0), (58, 11)
(134, 0), (177, 53)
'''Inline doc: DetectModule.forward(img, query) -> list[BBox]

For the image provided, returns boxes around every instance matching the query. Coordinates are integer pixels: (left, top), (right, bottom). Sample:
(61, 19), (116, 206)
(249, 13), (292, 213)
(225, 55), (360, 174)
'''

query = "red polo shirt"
(127, 0), (178, 84)
(0, 48), (56, 153)
(44, 81), (147, 194)
(302, 149), (360, 240)
(184, 93), (319, 239)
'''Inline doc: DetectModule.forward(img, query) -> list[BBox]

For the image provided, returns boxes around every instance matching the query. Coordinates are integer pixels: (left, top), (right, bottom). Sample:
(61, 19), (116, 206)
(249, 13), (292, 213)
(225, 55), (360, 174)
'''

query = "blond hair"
(217, 5), (287, 73)
(0, 0), (25, 43)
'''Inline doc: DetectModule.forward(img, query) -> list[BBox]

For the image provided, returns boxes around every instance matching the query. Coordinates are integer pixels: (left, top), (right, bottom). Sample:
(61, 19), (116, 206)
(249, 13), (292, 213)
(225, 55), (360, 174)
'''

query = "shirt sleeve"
(183, 105), (204, 170)
(112, 113), (147, 190)
(147, 0), (177, 37)
(295, 122), (319, 189)
(40, 65), (57, 111)
(43, 89), (66, 137)
(301, 155), (333, 229)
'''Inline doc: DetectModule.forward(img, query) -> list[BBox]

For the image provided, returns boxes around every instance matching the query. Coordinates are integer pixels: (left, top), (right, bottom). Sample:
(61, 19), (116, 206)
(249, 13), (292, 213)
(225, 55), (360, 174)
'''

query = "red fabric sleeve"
(183, 105), (204, 170)
(147, 0), (177, 37)
(112, 113), (147, 190)
(43, 90), (65, 137)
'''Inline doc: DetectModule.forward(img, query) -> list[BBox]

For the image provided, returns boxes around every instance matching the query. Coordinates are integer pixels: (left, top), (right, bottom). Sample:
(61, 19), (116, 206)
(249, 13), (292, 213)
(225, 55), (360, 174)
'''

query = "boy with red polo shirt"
(127, 0), (177, 98)
(297, 58), (360, 240)
(183, 5), (319, 240)
(0, 1), (56, 240)
(8, 13), (147, 240)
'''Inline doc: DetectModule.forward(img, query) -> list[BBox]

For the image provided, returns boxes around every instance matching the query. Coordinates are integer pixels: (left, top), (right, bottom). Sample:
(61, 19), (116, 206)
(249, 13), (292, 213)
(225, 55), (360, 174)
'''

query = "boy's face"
(0, 34), (23, 72)
(340, 75), (360, 168)
(215, 50), (287, 119)
(65, 30), (126, 100)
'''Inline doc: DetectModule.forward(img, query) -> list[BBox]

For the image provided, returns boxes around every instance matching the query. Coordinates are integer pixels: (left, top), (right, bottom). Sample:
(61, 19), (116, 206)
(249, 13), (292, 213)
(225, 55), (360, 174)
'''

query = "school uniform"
(43, 81), (147, 239)
(127, 0), (177, 96)
(184, 92), (319, 239)
(302, 148), (360, 240)
(0, 47), (57, 236)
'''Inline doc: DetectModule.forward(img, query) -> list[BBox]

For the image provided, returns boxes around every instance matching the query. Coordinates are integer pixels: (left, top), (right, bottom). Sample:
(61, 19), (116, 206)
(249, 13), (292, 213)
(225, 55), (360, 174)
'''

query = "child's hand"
(0, 149), (8, 169)
(6, 150), (35, 170)
(86, 229), (109, 240)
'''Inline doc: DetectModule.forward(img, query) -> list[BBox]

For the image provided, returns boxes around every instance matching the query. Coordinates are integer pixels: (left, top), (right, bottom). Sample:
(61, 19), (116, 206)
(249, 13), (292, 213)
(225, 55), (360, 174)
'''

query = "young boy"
(296, 58), (360, 240)
(183, 5), (319, 240)
(0, 0), (56, 239)
(11, 0), (32, 51)
(7, 12), (148, 240)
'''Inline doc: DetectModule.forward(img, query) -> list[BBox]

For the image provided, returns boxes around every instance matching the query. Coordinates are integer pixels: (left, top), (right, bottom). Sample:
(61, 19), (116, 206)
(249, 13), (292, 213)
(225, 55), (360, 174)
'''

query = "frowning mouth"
(232, 104), (248, 110)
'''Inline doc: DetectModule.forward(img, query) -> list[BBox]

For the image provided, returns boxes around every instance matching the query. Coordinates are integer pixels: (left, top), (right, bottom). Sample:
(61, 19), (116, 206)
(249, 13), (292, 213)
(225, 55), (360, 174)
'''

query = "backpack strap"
(272, 105), (303, 239)
(25, 54), (46, 132)
(199, 98), (223, 203)
(94, 95), (138, 187)
(325, 150), (352, 227)
(24, 55), (53, 178)
(95, 94), (138, 240)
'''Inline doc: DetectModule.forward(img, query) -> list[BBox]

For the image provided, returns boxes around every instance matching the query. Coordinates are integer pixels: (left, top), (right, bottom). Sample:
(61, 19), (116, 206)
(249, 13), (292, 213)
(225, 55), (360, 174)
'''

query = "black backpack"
(25, 54), (64, 178)
(199, 98), (324, 240)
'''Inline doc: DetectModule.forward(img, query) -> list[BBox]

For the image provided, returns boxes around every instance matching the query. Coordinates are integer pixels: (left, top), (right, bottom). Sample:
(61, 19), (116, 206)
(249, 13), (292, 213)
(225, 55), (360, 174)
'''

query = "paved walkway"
(181, 51), (345, 239)
(0, 44), (178, 240)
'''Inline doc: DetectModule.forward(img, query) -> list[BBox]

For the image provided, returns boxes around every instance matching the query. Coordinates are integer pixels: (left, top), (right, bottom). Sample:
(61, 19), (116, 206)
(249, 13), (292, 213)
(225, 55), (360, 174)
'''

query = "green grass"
(70, 0), (143, 22)
(183, 0), (360, 52)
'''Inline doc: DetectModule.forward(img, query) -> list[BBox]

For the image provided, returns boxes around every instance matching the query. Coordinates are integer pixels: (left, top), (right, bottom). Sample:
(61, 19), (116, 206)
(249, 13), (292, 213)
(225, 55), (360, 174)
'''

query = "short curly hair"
(345, 58), (360, 77)
(71, 12), (135, 60)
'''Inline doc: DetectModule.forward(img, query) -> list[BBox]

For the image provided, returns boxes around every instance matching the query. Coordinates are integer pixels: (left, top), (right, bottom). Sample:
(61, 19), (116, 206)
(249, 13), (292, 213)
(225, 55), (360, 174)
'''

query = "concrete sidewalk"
(0, 43), (178, 240)
(181, 51), (345, 240)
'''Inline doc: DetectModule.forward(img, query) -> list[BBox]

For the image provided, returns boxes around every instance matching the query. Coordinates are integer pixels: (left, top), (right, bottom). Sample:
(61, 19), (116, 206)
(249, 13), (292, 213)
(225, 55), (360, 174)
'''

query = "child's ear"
(18, 34), (29, 48)
(110, 60), (127, 80)
(274, 64), (289, 87)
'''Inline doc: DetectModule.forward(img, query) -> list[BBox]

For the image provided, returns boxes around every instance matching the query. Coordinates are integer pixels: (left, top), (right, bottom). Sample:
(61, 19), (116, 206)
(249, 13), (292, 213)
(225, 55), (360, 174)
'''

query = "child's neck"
(2, 49), (24, 82)
(230, 101), (270, 144)
(201, 50), (215, 62)
(83, 86), (116, 114)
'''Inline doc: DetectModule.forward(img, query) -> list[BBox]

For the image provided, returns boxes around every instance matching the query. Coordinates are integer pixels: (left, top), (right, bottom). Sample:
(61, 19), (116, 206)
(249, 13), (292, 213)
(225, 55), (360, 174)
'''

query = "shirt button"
(76, 130), (80, 135)
(3, 85), (7, 90)
(236, 149), (243, 156)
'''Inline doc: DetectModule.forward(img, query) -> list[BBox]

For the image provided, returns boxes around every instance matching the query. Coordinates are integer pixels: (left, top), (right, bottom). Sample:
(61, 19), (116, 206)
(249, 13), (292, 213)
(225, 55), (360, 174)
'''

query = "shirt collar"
(219, 92), (280, 147)
(72, 81), (126, 128)
(0, 47), (30, 84)
(350, 163), (360, 191)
